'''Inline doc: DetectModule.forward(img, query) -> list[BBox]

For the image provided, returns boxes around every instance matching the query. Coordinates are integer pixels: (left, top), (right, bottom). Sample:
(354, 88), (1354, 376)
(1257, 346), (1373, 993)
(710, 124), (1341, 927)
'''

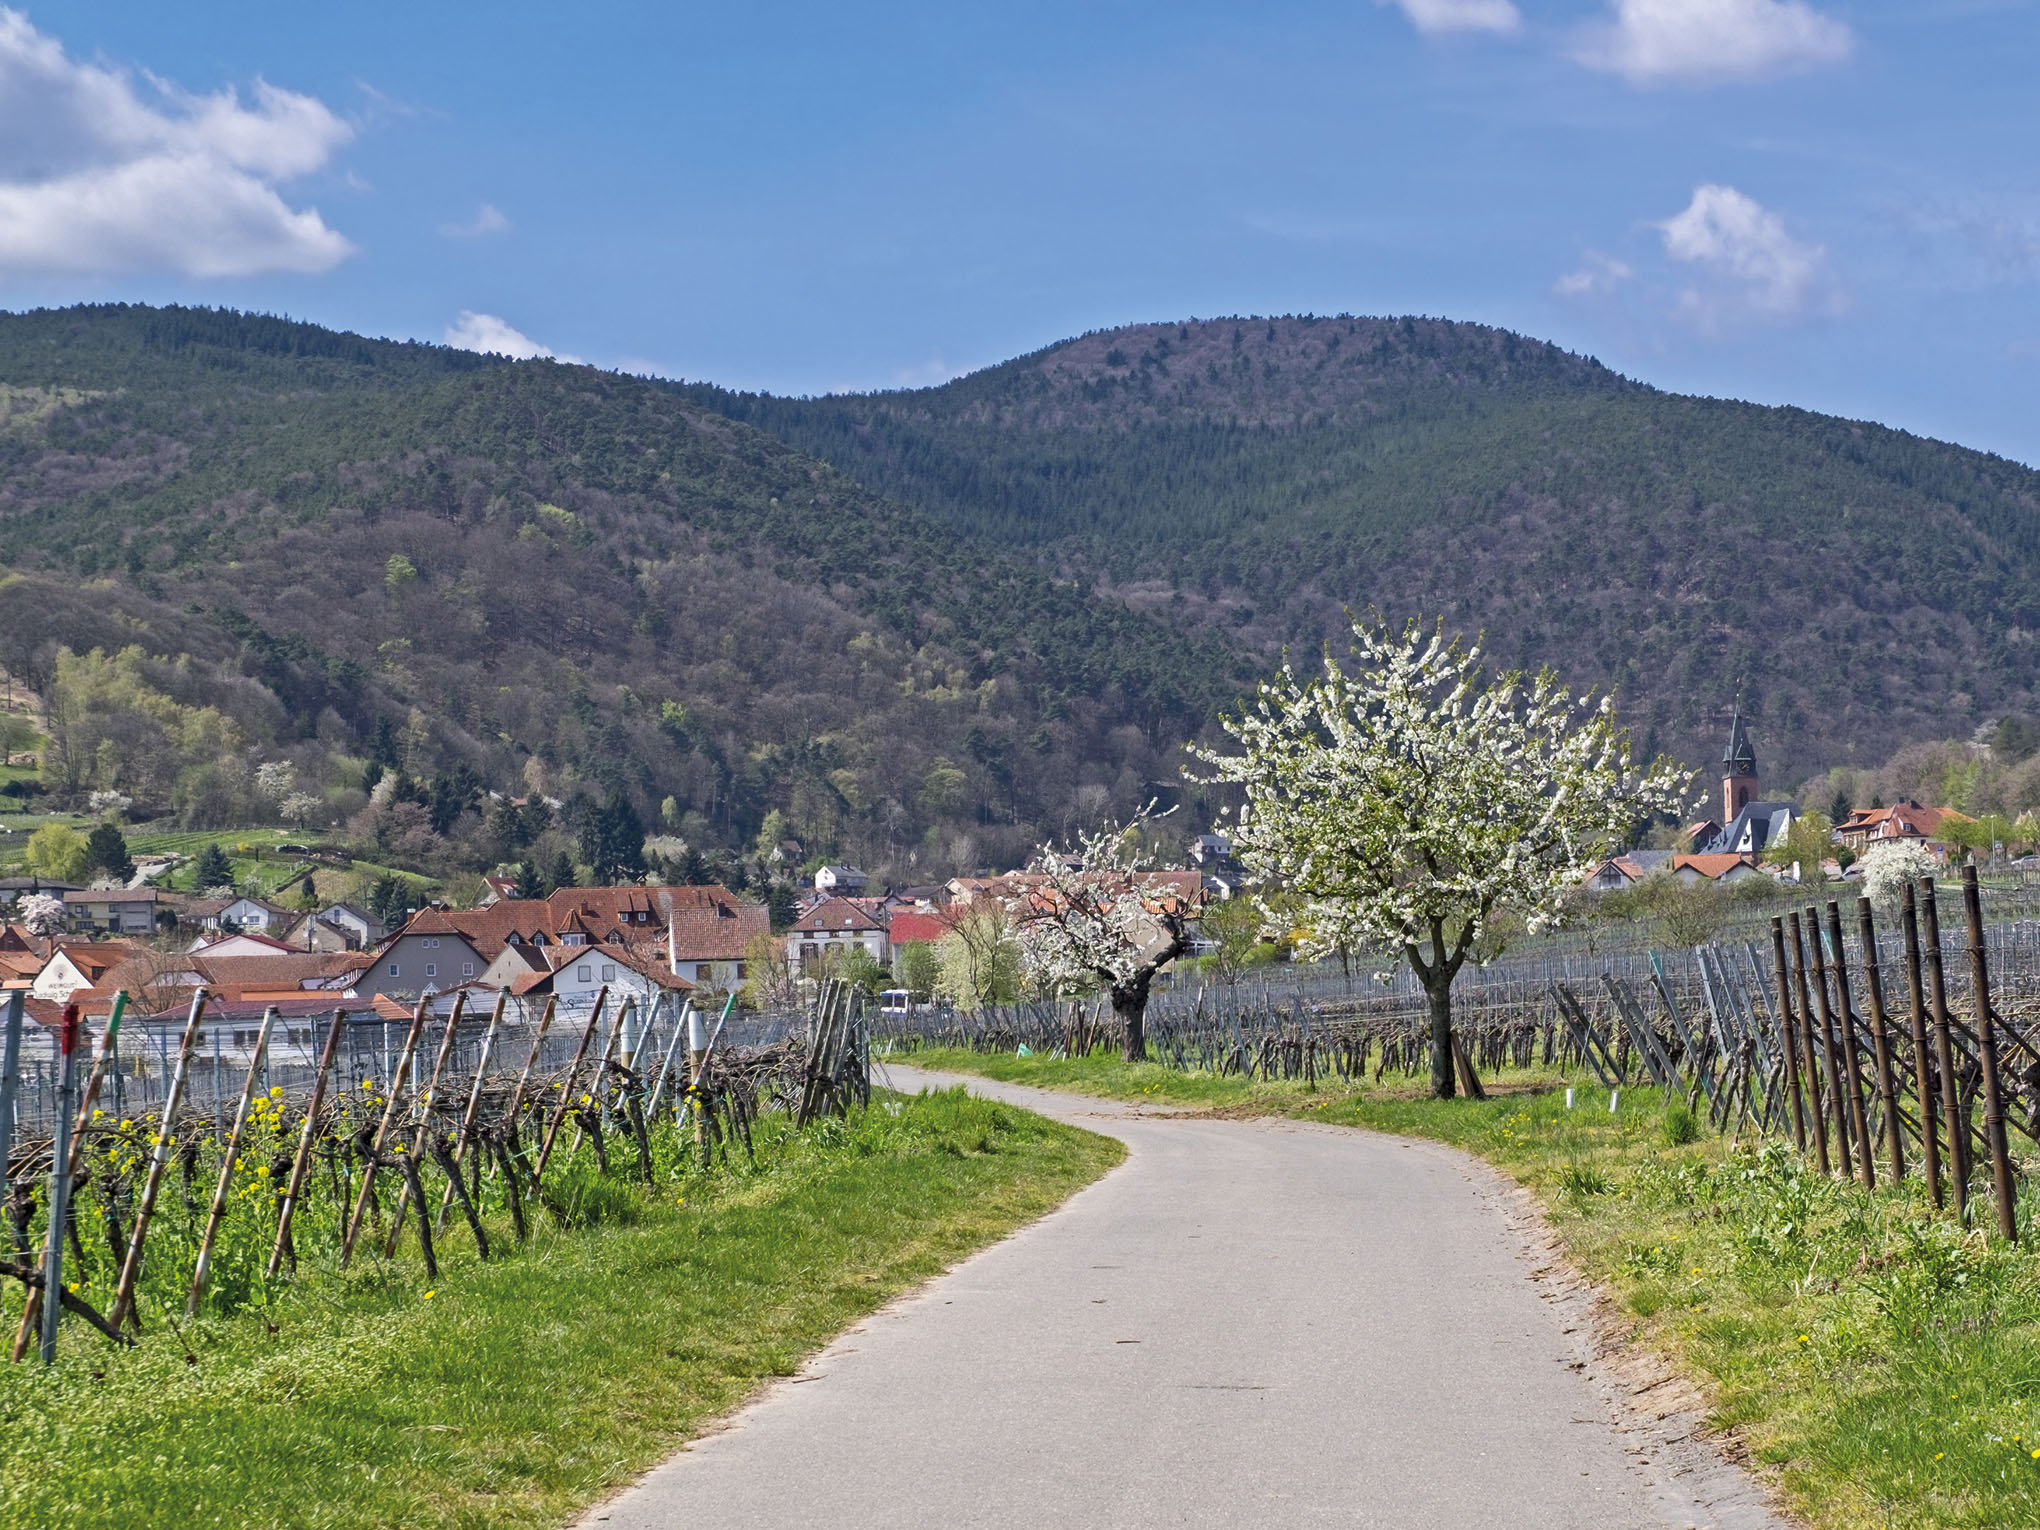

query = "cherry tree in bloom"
(1007, 810), (1198, 1060)
(1190, 619), (1691, 1098)
(18, 892), (65, 940)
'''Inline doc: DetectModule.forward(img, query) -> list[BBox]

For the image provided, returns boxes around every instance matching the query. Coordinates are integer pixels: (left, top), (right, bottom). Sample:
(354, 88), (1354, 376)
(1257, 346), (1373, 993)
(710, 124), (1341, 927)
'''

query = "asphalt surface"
(578, 1066), (1785, 1530)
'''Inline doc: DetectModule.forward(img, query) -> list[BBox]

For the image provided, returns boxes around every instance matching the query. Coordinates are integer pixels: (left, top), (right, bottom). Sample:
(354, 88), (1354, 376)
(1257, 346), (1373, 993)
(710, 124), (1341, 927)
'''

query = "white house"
(787, 896), (887, 977)
(813, 865), (870, 896)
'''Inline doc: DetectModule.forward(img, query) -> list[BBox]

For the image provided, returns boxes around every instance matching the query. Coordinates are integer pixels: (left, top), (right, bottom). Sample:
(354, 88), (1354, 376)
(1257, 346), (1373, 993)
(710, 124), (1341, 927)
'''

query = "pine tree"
(514, 858), (544, 900)
(85, 822), (134, 883)
(677, 846), (708, 886)
(548, 849), (576, 892)
(192, 841), (234, 892)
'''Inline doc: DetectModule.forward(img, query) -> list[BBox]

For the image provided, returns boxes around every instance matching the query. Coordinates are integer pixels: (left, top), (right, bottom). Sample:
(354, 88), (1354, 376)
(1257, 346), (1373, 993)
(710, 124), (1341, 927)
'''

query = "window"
(577, 965), (591, 982)
(734, 962), (747, 979)
(601, 964), (616, 982)
(424, 964), (437, 978)
(388, 964), (400, 978)
(462, 962), (475, 977)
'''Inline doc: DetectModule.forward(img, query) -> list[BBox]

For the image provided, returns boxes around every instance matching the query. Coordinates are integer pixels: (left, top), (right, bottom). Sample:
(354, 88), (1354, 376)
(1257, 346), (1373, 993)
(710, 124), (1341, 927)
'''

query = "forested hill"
(688, 315), (2040, 783)
(0, 304), (1249, 880)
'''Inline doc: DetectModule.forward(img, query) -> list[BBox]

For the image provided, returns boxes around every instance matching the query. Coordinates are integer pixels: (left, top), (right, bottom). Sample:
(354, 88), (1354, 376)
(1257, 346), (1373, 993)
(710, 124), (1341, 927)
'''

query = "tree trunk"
(1427, 978), (1456, 1100)
(1113, 976), (1152, 1062)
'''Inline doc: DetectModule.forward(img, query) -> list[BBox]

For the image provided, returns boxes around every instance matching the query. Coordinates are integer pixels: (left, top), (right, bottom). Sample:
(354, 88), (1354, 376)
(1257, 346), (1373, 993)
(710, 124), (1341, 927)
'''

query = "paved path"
(578, 1067), (1784, 1530)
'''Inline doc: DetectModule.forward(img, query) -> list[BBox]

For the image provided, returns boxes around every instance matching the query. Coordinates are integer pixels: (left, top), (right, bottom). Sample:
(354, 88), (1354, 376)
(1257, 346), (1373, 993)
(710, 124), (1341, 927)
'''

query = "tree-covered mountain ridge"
(690, 314), (2040, 785)
(0, 303), (1249, 884)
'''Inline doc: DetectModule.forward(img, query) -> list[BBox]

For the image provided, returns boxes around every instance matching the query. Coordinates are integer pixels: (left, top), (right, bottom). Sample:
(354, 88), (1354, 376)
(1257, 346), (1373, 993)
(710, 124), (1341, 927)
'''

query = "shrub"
(1662, 1104), (1702, 1146)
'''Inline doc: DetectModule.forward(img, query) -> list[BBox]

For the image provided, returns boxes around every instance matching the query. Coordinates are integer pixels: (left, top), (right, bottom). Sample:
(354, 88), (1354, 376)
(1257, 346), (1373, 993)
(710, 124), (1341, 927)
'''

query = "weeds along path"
(582, 1066), (1785, 1530)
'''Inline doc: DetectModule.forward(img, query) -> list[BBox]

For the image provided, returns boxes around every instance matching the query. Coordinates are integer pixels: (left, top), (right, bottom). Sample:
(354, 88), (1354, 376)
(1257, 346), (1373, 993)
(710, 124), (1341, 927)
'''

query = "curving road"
(578, 1067), (1784, 1530)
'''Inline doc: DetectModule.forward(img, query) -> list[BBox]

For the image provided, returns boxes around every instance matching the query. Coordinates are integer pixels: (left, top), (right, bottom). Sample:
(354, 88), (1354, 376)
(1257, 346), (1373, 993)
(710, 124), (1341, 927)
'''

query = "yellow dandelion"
(423, 1289), (436, 1299)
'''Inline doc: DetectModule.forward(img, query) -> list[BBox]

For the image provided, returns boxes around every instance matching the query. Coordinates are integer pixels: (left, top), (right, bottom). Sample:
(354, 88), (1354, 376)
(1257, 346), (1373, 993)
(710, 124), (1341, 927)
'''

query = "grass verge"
(0, 1087), (1121, 1530)
(904, 1043), (2040, 1530)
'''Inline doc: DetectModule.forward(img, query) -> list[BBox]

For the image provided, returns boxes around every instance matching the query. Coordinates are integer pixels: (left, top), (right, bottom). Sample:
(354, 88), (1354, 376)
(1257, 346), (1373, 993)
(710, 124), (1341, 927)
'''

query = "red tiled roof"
(790, 896), (886, 934)
(886, 910), (956, 945)
(193, 952), (365, 991)
(1673, 853), (1758, 880)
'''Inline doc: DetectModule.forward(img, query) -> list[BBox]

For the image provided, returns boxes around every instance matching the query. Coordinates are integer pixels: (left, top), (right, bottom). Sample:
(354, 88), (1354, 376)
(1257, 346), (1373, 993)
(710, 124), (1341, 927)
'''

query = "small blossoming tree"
(18, 892), (65, 940)
(1007, 811), (1197, 1060)
(1860, 839), (1938, 918)
(1190, 619), (1691, 1098)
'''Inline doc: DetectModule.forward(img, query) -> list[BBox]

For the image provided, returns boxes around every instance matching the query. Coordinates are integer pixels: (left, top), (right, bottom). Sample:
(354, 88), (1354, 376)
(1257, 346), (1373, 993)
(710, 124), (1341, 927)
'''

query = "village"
(0, 707), (2002, 1109)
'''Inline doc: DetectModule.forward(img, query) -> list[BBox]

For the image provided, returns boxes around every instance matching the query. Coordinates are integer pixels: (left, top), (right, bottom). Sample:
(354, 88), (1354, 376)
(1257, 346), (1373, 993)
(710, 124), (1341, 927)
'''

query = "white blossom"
(18, 892), (65, 937)
(256, 761), (297, 801)
(279, 791), (324, 827)
(1189, 618), (1692, 1094)
(1860, 839), (1937, 918)
(1006, 806), (1198, 1056)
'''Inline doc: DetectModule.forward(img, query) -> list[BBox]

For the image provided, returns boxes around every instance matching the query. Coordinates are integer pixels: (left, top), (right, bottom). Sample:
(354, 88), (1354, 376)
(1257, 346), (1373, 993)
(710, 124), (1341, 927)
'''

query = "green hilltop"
(687, 314), (2040, 784)
(0, 304), (1245, 881)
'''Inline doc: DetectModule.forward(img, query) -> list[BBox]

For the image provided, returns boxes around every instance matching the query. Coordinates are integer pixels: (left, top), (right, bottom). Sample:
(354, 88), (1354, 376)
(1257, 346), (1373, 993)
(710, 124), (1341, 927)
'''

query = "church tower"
(1722, 707), (1758, 823)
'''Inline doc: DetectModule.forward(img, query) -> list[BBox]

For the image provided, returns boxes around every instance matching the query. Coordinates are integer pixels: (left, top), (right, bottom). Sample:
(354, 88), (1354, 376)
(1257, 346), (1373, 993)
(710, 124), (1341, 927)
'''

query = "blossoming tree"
(1190, 619), (1690, 1098)
(1007, 813), (1197, 1060)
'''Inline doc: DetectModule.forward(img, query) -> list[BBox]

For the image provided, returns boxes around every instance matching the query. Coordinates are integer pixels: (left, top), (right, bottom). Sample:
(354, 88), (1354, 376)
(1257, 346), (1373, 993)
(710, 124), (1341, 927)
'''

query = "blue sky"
(5, 2), (2038, 463)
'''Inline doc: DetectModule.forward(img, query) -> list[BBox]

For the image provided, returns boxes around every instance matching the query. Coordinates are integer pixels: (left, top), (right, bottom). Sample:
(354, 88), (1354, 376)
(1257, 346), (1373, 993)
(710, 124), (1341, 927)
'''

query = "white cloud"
(1554, 250), (1637, 298)
(440, 202), (509, 238)
(1577, 0), (1852, 85)
(0, 9), (353, 278)
(893, 352), (966, 388)
(1655, 183), (1837, 325)
(1378, 0), (1521, 34)
(444, 311), (579, 362)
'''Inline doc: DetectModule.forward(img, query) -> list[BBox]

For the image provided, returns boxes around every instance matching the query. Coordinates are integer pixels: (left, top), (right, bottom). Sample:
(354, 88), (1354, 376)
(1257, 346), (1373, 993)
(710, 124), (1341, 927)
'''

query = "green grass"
(0, 1087), (1121, 1530)
(905, 1044), (2040, 1530)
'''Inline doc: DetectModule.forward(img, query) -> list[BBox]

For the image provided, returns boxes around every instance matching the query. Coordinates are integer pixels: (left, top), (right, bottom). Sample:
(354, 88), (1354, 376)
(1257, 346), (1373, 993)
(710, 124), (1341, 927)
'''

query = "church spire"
(1721, 704), (1759, 822)
(1722, 704), (1756, 775)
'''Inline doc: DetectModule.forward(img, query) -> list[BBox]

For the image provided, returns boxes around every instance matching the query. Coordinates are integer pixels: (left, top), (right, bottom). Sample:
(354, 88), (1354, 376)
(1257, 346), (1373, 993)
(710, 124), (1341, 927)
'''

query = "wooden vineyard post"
(1824, 902), (1876, 1190)
(1961, 864), (2019, 1243)
(384, 992), (468, 1259)
(437, 991), (506, 1234)
(533, 988), (607, 1185)
(1854, 897), (1905, 1184)
(1788, 914), (1831, 1174)
(61, 993), (129, 1178)
(1919, 879), (1971, 1220)
(266, 1009), (348, 1280)
(340, 997), (431, 1268)
(1778, 922), (1811, 1150)
(497, 994), (557, 1213)
(33, 1005), (80, 1362)
(110, 991), (210, 1332)
(1769, 920), (1809, 1151)
(1899, 882), (1944, 1207)
(0, 994), (24, 1246)
(187, 1007), (279, 1317)
(1805, 909), (1856, 1179)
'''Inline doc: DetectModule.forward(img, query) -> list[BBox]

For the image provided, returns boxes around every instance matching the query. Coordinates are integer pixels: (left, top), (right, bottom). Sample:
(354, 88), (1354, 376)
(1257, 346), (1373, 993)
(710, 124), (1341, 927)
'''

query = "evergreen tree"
(192, 841), (234, 892)
(766, 881), (798, 932)
(85, 822), (134, 883)
(676, 846), (709, 886)
(584, 793), (646, 883)
(369, 715), (401, 769)
(364, 874), (414, 931)
(514, 858), (544, 900)
(548, 849), (576, 892)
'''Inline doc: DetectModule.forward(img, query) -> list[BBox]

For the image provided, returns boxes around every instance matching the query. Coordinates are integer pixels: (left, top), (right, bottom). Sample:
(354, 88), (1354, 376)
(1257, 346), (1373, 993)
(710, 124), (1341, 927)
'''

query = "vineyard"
(0, 980), (872, 1363)
(892, 866), (2040, 1240)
